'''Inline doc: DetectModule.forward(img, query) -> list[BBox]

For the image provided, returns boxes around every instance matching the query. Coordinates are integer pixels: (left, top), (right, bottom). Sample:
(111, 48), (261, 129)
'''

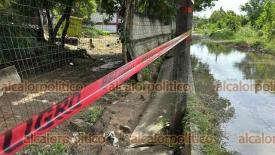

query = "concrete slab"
(130, 57), (176, 144)
(0, 66), (21, 97)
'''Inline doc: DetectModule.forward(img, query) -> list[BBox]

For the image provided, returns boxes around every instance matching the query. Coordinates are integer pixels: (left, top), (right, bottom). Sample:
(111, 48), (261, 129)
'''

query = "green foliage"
(141, 67), (152, 81)
(193, 0), (218, 12)
(136, 0), (176, 22)
(81, 26), (109, 37)
(209, 29), (235, 40)
(84, 106), (104, 124)
(184, 57), (237, 155)
(72, 0), (97, 21)
(241, 0), (264, 27)
(256, 0), (275, 41)
(97, 0), (218, 21)
(209, 8), (242, 31)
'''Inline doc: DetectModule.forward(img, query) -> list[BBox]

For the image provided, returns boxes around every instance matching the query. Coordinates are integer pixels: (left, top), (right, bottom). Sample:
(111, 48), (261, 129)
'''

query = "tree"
(225, 11), (241, 31)
(97, 0), (218, 21)
(241, 0), (264, 27)
(193, 0), (218, 12)
(71, 0), (97, 22)
(256, 0), (275, 40)
(209, 8), (241, 31)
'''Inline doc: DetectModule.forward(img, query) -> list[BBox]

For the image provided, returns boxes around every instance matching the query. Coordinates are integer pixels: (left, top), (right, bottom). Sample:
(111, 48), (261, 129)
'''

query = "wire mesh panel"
(0, 0), (180, 154)
(0, 0), (122, 134)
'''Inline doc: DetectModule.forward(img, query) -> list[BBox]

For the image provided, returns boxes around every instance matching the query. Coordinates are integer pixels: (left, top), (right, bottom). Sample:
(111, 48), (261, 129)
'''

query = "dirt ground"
(0, 35), (122, 131)
(0, 35), (157, 155)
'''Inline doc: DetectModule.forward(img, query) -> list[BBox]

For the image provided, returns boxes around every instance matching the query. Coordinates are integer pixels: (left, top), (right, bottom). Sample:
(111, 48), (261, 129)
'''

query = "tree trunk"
(61, 7), (72, 47)
(46, 9), (55, 43)
(53, 7), (69, 40)
(36, 9), (45, 41)
(122, 0), (134, 63)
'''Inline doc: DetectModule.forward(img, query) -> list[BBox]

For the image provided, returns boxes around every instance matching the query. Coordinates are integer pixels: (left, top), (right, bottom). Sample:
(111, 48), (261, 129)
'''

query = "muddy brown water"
(191, 42), (275, 155)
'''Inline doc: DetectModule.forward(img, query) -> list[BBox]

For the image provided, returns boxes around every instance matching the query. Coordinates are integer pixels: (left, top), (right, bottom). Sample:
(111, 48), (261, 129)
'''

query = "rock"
(112, 101), (119, 105)
(119, 125), (132, 134)
(41, 100), (48, 103)
(91, 61), (122, 72)
(91, 67), (100, 72)
(105, 131), (119, 147)
(92, 121), (104, 133)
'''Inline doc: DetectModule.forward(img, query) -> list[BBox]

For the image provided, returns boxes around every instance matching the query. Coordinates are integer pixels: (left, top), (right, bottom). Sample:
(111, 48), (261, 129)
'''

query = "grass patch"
(19, 143), (69, 155)
(81, 26), (110, 38)
(83, 106), (104, 125)
(140, 58), (164, 82)
(195, 26), (275, 55)
(183, 57), (238, 155)
(184, 94), (237, 155)
(209, 28), (235, 40)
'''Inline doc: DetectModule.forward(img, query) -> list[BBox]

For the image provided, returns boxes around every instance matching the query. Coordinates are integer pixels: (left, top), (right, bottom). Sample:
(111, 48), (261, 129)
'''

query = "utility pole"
(170, 0), (194, 135)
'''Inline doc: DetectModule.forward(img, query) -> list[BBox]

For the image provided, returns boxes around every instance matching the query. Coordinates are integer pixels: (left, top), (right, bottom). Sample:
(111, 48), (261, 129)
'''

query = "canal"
(191, 42), (275, 155)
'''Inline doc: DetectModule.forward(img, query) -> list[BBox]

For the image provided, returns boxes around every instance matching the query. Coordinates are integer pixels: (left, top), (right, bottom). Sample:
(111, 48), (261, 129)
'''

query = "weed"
(19, 143), (69, 155)
(84, 106), (104, 125)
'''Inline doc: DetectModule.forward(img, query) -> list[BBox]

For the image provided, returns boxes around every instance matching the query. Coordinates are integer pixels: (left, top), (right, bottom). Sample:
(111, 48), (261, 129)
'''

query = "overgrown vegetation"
(81, 26), (110, 38)
(84, 106), (104, 124)
(97, 0), (218, 22)
(19, 143), (69, 155)
(183, 57), (237, 155)
(194, 0), (275, 54)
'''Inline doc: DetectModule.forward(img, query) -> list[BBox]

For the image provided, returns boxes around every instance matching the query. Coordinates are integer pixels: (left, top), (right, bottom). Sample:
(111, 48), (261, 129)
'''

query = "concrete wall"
(127, 14), (176, 58)
(90, 12), (120, 33)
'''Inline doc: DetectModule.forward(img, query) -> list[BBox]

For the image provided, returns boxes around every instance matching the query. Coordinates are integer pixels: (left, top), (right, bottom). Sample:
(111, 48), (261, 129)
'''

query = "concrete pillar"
(170, 0), (194, 135)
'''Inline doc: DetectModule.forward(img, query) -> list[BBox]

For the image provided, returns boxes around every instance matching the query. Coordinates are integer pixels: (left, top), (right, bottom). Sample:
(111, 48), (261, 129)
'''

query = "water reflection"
(191, 43), (275, 155)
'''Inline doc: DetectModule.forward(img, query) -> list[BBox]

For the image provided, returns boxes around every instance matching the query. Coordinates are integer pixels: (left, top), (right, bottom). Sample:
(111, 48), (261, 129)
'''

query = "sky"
(195, 0), (249, 18)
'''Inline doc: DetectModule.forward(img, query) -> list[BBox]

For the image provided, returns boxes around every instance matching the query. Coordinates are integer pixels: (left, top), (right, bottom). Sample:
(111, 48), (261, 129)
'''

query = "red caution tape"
(181, 6), (193, 13)
(0, 31), (191, 155)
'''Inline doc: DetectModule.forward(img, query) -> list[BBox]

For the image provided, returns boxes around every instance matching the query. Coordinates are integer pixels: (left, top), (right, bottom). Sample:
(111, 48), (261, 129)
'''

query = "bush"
(209, 29), (235, 40)
(81, 26), (109, 38)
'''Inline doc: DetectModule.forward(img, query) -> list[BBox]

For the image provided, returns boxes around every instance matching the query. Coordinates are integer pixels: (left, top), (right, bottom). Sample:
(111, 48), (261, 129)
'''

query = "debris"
(112, 101), (119, 105)
(70, 132), (79, 144)
(91, 61), (122, 72)
(41, 100), (48, 103)
(119, 125), (132, 134)
(0, 66), (21, 97)
(105, 131), (119, 147)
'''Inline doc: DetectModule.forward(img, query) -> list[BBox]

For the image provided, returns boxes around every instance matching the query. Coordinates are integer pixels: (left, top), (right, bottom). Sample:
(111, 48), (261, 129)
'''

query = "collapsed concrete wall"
(126, 13), (176, 59)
